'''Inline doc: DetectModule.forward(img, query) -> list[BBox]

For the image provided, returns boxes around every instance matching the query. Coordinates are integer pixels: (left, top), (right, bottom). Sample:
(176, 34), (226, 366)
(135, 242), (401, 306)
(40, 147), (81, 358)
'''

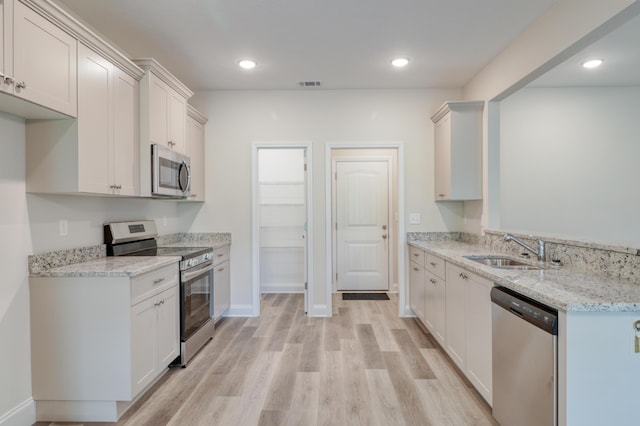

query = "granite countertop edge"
(30, 256), (181, 278)
(408, 240), (640, 313)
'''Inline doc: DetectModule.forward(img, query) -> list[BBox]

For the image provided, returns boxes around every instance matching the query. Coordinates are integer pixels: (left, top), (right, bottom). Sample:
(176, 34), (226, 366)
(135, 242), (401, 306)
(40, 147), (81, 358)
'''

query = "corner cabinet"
(30, 263), (180, 422)
(26, 42), (142, 196)
(135, 58), (193, 196)
(212, 244), (231, 322)
(184, 105), (208, 202)
(430, 101), (483, 201)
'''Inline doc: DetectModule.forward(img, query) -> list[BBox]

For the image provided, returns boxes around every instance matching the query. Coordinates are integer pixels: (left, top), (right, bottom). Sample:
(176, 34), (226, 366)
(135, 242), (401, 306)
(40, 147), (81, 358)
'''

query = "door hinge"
(335, 222), (338, 231)
(304, 282), (308, 290)
(336, 272), (338, 281)
(304, 163), (307, 171)
(335, 171), (337, 180)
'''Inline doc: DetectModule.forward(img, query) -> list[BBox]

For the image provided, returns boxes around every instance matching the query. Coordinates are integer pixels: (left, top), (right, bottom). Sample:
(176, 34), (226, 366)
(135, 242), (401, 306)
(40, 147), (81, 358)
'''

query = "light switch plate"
(409, 213), (421, 225)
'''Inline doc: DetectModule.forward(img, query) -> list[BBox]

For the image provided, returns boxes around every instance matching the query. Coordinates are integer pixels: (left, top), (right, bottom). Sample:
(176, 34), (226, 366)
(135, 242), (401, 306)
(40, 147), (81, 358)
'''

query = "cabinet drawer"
(213, 244), (230, 266)
(425, 253), (446, 279)
(131, 263), (179, 305)
(409, 246), (425, 267)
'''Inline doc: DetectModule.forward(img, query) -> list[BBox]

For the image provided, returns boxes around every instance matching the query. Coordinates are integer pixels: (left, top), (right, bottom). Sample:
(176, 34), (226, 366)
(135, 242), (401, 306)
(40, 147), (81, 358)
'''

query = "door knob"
(382, 225), (387, 230)
(382, 234), (387, 239)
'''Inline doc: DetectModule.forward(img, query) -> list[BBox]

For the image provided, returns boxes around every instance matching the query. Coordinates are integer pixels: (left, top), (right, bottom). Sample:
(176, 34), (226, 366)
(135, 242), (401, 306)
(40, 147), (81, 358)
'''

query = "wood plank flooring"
(35, 293), (498, 426)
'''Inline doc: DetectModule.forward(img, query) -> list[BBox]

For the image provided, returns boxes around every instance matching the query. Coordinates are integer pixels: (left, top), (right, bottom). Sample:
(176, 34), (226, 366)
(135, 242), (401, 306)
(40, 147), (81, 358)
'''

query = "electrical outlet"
(409, 213), (421, 225)
(59, 220), (68, 236)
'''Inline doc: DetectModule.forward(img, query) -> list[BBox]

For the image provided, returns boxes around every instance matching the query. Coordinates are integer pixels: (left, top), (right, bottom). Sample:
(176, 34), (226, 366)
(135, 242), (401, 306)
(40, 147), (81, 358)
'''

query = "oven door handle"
(181, 263), (214, 282)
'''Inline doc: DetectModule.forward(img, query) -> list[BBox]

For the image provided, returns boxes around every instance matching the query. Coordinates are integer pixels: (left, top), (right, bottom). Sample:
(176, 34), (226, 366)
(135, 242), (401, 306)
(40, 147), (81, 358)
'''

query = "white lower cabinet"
(409, 245), (493, 405)
(212, 244), (231, 322)
(465, 270), (493, 405)
(30, 263), (179, 422)
(424, 269), (446, 347)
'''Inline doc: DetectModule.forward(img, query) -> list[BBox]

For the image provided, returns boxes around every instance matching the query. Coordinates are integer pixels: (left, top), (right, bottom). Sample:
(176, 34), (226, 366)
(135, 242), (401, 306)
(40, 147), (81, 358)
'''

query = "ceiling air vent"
(298, 81), (321, 88)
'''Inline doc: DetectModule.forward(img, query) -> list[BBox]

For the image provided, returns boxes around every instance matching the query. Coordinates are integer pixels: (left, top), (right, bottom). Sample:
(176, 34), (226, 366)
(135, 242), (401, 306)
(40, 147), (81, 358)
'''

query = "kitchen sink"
(464, 255), (543, 270)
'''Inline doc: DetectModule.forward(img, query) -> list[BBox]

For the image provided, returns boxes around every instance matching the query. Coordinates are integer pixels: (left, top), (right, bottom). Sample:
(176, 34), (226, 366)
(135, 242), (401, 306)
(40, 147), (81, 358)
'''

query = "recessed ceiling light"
(582, 59), (603, 69)
(391, 57), (410, 68)
(238, 59), (257, 69)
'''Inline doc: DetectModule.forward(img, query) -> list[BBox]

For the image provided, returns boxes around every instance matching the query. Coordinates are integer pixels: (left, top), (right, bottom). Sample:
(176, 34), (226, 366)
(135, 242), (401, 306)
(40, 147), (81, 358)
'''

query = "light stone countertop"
(161, 240), (230, 250)
(408, 240), (640, 313)
(30, 256), (180, 278)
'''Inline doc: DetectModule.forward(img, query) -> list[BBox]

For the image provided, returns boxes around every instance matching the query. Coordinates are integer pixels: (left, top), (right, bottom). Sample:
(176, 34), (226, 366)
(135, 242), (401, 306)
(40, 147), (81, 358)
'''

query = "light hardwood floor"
(35, 293), (498, 426)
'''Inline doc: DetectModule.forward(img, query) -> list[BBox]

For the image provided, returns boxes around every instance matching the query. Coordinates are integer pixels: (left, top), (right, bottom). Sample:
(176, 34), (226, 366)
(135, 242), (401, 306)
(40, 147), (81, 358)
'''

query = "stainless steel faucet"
(504, 233), (546, 261)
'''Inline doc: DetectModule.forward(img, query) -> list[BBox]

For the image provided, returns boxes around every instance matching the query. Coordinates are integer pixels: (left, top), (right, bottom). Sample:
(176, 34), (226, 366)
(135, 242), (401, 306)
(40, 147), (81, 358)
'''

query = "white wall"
(462, 0), (640, 234)
(0, 113), (34, 425)
(184, 89), (462, 311)
(499, 86), (640, 246)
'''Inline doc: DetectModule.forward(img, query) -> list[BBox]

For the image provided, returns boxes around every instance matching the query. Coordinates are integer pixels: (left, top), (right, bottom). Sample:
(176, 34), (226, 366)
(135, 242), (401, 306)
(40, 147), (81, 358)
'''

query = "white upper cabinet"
(185, 105), (207, 202)
(135, 58), (193, 197)
(430, 101), (483, 201)
(0, 0), (12, 96)
(10, 1), (77, 117)
(26, 43), (142, 196)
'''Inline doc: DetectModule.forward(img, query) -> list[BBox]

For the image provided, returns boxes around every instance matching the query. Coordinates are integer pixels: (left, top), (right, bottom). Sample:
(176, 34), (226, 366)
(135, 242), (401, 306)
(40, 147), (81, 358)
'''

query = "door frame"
(251, 142), (314, 317)
(325, 142), (407, 318)
(332, 157), (392, 292)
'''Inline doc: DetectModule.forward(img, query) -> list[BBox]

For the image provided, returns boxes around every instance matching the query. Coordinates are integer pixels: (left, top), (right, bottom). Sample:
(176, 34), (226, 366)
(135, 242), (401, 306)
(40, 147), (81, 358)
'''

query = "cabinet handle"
(2, 74), (14, 85)
(413, 253), (419, 257)
(190, 194), (197, 198)
(459, 272), (468, 280)
(153, 278), (165, 284)
(429, 278), (436, 284)
(160, 299), (165, 304)
(154, 300), (160, 306)
(15, 81), (26, 89)
(438, 194), (446, 198)
(109, 184), (116, 189)
(430, 262), (437, 267)
(217, 267), (224, 272)
(217, 253), (224, 257)
(412, 267), (419, 271)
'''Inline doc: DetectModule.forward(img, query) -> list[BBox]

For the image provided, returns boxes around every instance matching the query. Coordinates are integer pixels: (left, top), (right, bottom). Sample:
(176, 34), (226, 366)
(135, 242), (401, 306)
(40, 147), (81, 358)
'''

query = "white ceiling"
(530, 13), (640, 87)
(58, 0), (557, 91)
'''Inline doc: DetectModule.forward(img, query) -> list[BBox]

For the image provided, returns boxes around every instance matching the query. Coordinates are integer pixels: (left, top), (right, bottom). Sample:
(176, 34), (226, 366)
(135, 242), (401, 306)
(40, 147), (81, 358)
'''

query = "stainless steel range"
(104, 220), (214, 366)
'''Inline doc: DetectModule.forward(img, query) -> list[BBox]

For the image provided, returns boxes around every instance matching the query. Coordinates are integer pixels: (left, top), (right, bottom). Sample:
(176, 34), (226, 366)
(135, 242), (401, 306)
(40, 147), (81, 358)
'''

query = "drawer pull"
(413, 253), (419, 257)
(412, 267), (419, 272)
(153, 278), (165, 284)
(459, 272), (468, 280)
(217, 267), (224, 272)
(429, 279), (436, 284)
(430, 262), (437, 267)
(217, 253), (224, 257)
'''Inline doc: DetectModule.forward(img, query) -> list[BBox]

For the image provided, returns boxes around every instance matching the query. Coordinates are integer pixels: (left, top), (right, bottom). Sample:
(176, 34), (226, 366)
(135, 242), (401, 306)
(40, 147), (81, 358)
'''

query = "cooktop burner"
(127, 246), (212, 259)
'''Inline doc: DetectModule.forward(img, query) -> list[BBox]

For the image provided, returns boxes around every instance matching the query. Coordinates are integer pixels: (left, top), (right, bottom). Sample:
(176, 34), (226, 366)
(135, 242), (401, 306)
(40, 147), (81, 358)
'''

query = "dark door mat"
(342, 293), (390, 300)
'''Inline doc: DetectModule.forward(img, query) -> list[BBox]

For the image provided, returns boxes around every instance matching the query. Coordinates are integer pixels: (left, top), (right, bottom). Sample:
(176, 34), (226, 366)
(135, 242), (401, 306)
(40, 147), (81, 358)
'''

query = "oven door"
(152, 144), (191, 198)
(180, 261), (213, 340)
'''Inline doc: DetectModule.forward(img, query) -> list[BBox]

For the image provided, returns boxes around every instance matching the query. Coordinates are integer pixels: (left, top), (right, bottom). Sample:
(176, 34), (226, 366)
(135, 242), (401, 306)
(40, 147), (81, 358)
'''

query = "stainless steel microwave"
(151, 144), (191, 198)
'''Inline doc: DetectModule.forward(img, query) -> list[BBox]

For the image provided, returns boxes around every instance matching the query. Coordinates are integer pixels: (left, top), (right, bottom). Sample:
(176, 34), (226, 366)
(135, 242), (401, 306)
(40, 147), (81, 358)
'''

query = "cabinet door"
(213, 260), (230, 321)
(113, 68), (138, 196)
(186, 115), (205, 201)
(432, 277), (446, 347)
(466, 274), (493, 404)
(77, 43), (112, 194)
(434, 113), (451, 200)
(156, 285), (180, 368)
(0, 0), (12, 95)
(13, 2), (77, 116)
(149, 75), (169, 147)
(168, 91), (187, 154)
(445, 264), (467, 371)
(409, 261), (425, 323)
(131, 296), (157, 397)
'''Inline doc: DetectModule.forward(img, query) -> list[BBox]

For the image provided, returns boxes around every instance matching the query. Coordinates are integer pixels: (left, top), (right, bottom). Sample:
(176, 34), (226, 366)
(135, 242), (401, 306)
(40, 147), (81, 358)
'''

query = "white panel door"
(336, 161), (389, 291)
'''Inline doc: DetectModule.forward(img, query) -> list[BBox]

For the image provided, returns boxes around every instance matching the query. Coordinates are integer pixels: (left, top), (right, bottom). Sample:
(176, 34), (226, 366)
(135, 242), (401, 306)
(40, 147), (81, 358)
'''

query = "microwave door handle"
(182, 263), (214, 282)
(179, 161), (191, 193)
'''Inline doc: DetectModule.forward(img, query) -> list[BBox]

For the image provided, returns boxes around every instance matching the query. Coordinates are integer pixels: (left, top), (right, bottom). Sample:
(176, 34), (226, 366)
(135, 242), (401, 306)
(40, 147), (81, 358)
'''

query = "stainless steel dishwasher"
(491, 286), (558, 426)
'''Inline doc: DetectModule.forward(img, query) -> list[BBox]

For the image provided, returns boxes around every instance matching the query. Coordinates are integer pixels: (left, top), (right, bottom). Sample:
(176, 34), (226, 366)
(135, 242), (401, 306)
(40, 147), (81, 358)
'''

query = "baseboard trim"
(260, 285), (304, 293)
(308, 304), (330, 317)
(0, 398), (35, 426)
(225, 304), (255, 317)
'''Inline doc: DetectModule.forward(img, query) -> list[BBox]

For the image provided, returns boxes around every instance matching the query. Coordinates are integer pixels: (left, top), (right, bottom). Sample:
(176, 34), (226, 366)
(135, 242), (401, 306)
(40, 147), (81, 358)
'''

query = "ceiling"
(58, 0), (557, 91)
(530, 12), (640, 87)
